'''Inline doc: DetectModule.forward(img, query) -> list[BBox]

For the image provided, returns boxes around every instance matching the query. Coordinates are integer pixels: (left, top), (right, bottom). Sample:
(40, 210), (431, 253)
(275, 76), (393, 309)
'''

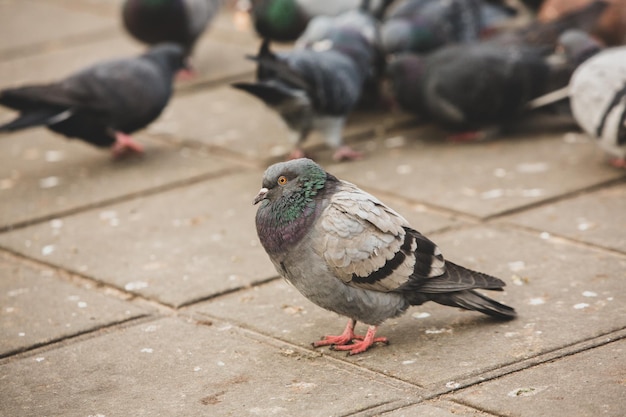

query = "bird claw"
(111, 132), (144, 158)
(329, 337), (389, 355)
(332, 146), (364, 162)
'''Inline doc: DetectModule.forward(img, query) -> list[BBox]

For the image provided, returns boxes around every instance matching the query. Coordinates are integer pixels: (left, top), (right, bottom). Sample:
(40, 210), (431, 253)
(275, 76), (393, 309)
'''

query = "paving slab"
(0, 170), (278, 307)
(502, 182), (626, 253)
(149, 86), (410, 162)
(0, 0), (116, 58)
(194, 225), (626, 388)
(0, 317), (418, 417)
(0, 129), (234, 228)
(323, 130), (626, 219)
(0, 252), (146, 357)
(452, 338), (626, 417)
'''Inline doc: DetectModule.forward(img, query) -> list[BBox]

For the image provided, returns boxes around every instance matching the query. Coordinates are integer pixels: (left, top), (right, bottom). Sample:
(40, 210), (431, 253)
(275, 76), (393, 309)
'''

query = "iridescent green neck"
(266, 0), (299, 31)
(277, 164), (326, 224)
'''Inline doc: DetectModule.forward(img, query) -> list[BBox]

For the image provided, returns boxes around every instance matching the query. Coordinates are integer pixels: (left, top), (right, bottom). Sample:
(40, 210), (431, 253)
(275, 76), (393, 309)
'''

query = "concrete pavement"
(1, 1), (625, 416)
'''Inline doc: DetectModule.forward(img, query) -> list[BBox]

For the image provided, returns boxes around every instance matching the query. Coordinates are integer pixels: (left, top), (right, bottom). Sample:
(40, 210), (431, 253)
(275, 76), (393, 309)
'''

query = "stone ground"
(0, 1), (625, 416)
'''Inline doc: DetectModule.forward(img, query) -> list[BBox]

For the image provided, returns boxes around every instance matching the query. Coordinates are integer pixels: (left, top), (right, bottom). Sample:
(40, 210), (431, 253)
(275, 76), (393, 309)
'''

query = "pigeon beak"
(253, 187), (268, 205)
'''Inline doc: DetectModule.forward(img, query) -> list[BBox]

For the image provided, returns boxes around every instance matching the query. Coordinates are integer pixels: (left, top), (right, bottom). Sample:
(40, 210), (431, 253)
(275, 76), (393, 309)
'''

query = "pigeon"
(122, 0), (220, 71)
(294, 1), (388, 109)
(247, 0), (391, 42)
(386, 23), (605, 135)
(232, 11), (377, 161)
(381, 0), (480, 55)
(254, 158), (516, 355)
(569, 46), (626, 167)
(0, 43), (186, 157)
(380, 0), (521, 55)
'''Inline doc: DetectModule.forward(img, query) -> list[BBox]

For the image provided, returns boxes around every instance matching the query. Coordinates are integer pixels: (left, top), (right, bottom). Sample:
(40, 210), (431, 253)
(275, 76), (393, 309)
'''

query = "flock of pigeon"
(0, 0), (624, 164)
(1, 0), (625, 354)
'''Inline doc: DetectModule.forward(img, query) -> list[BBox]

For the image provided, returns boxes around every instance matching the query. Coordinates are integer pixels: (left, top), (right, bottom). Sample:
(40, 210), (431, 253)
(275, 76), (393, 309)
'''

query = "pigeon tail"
(0, 108), (65, 132)
(429, 290), (517, 320)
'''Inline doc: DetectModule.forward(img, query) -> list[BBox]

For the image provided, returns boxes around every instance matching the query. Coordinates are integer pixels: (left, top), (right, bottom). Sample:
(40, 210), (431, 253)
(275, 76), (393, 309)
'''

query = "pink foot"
(111, 132), (144, 158)
(312, 320), (388, 355)
(176, 67), (197, 82)
(332, 145), (364, 162)
(609, 157), (626, 168)
(329, 325), (388, 355)
(287, 148), (307, 160)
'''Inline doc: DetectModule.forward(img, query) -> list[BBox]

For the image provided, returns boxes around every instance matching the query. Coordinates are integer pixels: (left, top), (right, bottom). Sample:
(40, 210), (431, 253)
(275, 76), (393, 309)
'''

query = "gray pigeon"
(233, 11), (377, 161)
(0, 43), (185, 156)
(569, 46), (626, 167)
(386, 27), (602, 135)
(254, 158), (516, 355)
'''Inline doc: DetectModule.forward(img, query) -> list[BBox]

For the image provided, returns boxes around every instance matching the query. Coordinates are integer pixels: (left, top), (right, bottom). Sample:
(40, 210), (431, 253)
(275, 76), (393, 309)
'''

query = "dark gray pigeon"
(122, 0), (220, 55)
(386, 26), (603, 135)
(233, 14), (377, 161)
(0, 43), (185, 156)
(254, 158), (516, 355)
(569, 46), (626, 167)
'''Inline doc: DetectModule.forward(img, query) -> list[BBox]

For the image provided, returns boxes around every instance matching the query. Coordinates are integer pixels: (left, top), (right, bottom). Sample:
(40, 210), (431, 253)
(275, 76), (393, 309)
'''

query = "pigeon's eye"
(277, 176), (288, 185)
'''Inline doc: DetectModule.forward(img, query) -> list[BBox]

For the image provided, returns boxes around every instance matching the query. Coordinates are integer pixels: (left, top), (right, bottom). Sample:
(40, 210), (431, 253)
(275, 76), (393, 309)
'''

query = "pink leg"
(176, 67), (197, 82)
(609, 157), (626, 168)
(332, 145), (364, 162)
(330, 325), (388, 355)
(447, 131), (485, 142)
(111, 132), (144, 158)
(313, 319), (359, 348)
(287, 148), (307, 160)
(313, 320), (388, 355)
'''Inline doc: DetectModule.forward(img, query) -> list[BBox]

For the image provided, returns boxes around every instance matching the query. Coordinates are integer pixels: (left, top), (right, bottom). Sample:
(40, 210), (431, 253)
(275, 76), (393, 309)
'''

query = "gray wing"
(314, 181), (445, 292)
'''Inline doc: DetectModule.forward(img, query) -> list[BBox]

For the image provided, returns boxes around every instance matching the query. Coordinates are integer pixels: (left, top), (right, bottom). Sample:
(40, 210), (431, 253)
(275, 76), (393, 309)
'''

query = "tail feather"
(429, 290), (517, 320)
(0, 108), (63, 132)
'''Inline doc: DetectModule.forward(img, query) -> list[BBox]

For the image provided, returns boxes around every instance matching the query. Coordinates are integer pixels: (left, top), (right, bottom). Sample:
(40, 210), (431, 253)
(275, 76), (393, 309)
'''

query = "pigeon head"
(143, 42), (188, 74)
(381, 18), (441, 55)
(254, 158), (332, 208)
(254, 158), (338, 253)
(251, 0), (308, 42)
(557, 29), (603, 67)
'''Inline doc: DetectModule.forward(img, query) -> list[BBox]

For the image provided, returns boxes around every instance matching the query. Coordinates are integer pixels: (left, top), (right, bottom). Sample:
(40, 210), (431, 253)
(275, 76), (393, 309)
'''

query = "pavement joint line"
(340, 399), (418, 417)
(430, 328), (626, 400)
(480, 175), (626, 222)
(444, 399), (509, 417)
(496, 221), (626, 258)
(0, 314), (157, 362)
(0, 165), (246, 234)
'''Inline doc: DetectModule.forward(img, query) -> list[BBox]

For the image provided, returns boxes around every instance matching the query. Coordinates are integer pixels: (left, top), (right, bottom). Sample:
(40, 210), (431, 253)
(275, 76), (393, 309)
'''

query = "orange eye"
(277, 176), (288, 185)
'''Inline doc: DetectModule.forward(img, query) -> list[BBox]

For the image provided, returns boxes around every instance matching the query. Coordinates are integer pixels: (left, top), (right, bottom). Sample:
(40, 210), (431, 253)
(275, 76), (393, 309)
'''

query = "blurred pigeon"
(569, 46), (626, 167)
(380, 0), (521, 55)
(233, 17), (377, 161)
(122, 0), (220, 58)
(538, 0), (626, 46)
(295, 1), (387, 109)
(254, 158), (516, 355)
(386, 6), (607, 135)
(0, 44), (185, 157)
(248, 0), (390, 42)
